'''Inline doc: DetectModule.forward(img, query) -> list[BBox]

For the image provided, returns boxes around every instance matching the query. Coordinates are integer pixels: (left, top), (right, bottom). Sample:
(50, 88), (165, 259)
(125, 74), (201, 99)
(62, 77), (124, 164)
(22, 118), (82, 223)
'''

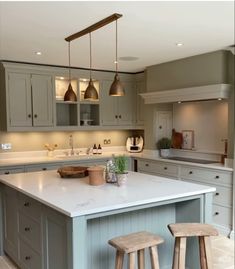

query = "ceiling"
(0, 1), (234, 73)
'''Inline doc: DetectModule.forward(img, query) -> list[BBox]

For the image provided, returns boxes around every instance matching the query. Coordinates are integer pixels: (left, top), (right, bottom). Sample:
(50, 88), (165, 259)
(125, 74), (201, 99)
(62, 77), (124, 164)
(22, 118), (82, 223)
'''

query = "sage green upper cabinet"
(101, 80), (135, 126)
(8, 72), (53, 128)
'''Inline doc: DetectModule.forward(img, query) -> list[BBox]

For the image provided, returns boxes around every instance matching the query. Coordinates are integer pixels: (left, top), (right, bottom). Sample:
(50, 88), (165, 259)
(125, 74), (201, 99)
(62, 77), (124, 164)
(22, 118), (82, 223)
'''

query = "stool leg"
(115, 250), (124, 269)
(172, 237), (186, 269)
(138, 249), (145, 269)
(199, 236), (213, 269)
(128, 252), (136, 269)
(149, 246), (160, 269)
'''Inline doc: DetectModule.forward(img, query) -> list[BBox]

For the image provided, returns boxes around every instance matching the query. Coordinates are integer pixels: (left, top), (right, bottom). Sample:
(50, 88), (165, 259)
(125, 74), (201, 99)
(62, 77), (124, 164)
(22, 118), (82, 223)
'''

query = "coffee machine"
(126, 136), (144, 153)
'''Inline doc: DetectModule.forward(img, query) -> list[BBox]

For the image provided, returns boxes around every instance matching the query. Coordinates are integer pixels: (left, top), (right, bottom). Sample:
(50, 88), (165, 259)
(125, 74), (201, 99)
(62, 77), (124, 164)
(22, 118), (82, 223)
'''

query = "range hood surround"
(140, 84), (231, 104)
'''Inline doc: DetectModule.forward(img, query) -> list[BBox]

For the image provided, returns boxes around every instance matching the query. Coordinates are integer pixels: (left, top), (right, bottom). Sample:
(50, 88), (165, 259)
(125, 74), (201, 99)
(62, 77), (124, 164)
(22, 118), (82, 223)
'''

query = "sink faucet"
(69, 135), (75, 155)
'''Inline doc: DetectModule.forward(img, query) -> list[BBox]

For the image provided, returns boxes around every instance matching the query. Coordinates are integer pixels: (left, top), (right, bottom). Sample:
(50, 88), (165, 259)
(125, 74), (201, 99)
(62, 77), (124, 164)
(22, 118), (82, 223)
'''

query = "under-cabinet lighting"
(177, 101), (182, 104)
(218, 98), (222, 101)
(60, 77), (64, 80)
(35, 51), (42, 55)
(176, 43), (183, 47)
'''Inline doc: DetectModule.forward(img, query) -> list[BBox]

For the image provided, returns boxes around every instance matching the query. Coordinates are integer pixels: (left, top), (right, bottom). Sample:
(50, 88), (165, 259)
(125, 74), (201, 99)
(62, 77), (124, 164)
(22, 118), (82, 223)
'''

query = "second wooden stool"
(108, 231), (164, 269)
(168, 223), (218, 269)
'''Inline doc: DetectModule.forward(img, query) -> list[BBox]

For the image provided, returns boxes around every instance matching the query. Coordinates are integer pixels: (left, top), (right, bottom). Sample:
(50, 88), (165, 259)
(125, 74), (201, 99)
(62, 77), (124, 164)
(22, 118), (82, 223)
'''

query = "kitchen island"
(0, 170), (215, 269)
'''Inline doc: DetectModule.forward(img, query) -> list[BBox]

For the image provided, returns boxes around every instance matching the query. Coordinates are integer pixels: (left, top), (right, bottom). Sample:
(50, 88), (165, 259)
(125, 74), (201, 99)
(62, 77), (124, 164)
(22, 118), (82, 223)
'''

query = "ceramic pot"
(160, 149), (170, 158)
(116, 173), (128, 186)
(87, 166), (105, 186)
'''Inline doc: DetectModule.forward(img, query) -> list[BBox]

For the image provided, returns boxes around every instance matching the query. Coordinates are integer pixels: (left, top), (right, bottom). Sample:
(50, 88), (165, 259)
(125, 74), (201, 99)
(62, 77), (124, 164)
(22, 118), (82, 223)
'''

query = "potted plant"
(156, 137), (172, 158)
(114, 155), (128, 186)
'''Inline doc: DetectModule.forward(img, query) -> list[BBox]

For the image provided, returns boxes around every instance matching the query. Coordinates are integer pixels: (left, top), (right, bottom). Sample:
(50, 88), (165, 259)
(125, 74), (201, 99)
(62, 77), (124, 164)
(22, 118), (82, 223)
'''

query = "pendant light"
(64, 42), (77, 102)
(109, 19), (125, 96)
(84, 32), (98, 100)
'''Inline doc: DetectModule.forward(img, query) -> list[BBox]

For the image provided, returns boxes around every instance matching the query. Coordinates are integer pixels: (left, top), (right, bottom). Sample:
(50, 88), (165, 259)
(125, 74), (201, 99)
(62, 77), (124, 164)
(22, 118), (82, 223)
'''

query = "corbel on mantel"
(140, 84), (231, 104)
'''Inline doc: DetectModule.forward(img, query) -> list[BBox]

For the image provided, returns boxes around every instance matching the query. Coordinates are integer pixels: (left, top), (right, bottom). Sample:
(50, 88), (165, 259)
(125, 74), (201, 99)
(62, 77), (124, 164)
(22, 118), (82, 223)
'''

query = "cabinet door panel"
(100, 80), (118, 125)
(8, 73), (32, 127)
(31, 74), (53, 126)
(118, 81), (135, 125)
(136, 81), (145, 125)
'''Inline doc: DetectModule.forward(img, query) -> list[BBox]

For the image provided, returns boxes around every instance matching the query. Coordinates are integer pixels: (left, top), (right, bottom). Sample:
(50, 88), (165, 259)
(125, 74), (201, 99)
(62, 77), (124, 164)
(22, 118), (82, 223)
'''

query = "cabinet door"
(118, 81), (135, 125)
(8, 73), (32, 127)
(31, 75), (53, 126)
(3, 187), (19, 261)
(100, 80), (118, 125)
(136, 81), (145, 125)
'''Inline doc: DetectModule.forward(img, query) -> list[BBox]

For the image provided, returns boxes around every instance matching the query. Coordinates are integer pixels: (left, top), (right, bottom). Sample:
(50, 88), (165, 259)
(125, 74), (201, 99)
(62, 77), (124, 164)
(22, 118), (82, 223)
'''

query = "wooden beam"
(65, 13), (122, 42)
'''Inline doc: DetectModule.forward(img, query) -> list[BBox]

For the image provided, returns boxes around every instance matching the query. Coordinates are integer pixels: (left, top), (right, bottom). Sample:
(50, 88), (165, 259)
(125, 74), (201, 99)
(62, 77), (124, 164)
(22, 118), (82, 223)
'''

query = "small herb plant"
(156, 137), (172, 150)
(114, 155), (128, 174)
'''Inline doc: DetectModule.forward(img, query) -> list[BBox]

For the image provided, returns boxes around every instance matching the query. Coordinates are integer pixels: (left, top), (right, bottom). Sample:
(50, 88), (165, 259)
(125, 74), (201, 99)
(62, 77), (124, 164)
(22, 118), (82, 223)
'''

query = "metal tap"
(69, 135), (75, 155)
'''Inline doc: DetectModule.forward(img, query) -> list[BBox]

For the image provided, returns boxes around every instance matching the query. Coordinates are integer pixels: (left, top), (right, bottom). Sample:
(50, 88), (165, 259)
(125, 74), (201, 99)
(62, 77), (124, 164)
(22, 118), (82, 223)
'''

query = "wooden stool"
(108, 231), (164, 269)
(168, 223), (218, 269)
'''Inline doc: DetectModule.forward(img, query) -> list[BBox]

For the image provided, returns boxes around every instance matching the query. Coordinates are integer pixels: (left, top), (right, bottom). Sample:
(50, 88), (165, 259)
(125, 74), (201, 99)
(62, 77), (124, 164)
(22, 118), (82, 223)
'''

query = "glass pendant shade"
(84, 79), (98, 100)
(64, 83), (77, 102)
(109, 74), (125, 96)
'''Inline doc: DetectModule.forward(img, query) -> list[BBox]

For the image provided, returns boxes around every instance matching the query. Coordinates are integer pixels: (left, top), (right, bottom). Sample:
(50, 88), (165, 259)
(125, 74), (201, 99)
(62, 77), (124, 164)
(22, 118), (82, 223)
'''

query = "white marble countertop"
(0, 170), (215, 217)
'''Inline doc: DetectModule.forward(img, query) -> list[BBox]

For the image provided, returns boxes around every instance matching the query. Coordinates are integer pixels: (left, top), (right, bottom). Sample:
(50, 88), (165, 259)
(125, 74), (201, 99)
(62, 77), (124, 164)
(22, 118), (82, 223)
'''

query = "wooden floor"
(0, 236), (233, 269)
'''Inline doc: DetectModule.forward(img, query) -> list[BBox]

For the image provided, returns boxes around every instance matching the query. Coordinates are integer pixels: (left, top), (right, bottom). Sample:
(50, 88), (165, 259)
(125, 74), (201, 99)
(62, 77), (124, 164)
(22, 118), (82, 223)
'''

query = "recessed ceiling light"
(119, 56), (139, 61)
(176, 43), (183, 47)
(218, 98), (222, 101)
(35, 51), (42, 55)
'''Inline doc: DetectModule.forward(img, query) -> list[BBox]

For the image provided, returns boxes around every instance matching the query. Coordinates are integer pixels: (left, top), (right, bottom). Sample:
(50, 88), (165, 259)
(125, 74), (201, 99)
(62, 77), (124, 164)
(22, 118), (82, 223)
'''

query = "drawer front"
(181, 166), (232, 186)
(18, 193), (41, 222)
(25, 164), (61, 172)
(213, 205), (232, 228)
(19, 240), (42, 269)
(19, 214), (41, 253)
(213, 185), (232, 207)
(138, 160), (178, 177)
(0, 167), (24, 175)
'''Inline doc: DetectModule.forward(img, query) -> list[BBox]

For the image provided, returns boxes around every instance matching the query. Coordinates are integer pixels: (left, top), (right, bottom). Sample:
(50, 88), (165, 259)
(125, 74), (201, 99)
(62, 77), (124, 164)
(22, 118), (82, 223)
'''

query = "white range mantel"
(140, 83), (231, 104)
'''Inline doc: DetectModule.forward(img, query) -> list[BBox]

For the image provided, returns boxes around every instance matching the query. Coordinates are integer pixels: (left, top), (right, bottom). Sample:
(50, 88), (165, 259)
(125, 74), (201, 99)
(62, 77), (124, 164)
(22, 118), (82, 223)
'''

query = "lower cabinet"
(3, 186), (69, 269)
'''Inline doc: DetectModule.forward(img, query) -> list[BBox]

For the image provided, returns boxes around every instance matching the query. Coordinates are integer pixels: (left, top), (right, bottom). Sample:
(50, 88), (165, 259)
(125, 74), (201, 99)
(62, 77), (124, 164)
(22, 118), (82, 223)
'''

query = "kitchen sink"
(165, 156), (218, 164)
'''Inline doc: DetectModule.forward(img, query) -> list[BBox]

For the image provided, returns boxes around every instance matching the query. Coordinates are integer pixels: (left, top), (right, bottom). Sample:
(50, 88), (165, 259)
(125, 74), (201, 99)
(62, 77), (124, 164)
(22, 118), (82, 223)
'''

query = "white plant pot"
(160, 149), (170, 158)
(116, 173), (128, 186)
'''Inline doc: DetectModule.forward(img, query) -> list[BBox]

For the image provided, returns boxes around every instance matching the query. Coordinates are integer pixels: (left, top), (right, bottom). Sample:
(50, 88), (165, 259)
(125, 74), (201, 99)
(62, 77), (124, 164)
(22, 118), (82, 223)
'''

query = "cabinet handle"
(215, 192), (220, 196)
(25, 256), (31, 261)
(34, 114), (38, 118)
(119, 115), (122, 119)
(214, 212), (219, 216)
(145, 163), (149, 167)
(42, 168), (47, 171)
(4, 171), (10, 175)
(24, 202), (30, 207)
(115, 115), (118, 119)
(24, 227), (30, 232)
(28, 114), (31, 118)
(189, 171), (193, 174)
(215, 175), (220, 179)
(164, 167), (168, 170)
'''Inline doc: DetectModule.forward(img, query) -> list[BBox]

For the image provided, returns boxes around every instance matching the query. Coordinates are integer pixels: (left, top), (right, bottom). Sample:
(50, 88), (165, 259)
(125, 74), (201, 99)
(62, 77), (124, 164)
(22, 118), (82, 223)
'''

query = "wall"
(173, 100), (228, 153)
(0, 130), (133, 152)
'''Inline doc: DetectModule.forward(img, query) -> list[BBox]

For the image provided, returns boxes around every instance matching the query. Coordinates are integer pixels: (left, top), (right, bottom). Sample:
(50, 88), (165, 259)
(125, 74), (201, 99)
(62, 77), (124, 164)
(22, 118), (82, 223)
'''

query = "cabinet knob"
(189, 171), (193, 174)
(24, 202), (30, 207)
(215, 192), (220, 196)
(215, 175), (220, 179)
(115, 115), (118, 119)
(164, 167), (168, 170)
(119, 115), (122, 119)
(145, 163), (149, 167)
(42, 168), (47, 171)
(214, 212), (219, 216)
(25, 256), (31, 261)
(28, 114), (31, 118)
(34, 114), (38, 118)
(4, 171), (10, 175)
(24, 227), (30, 232)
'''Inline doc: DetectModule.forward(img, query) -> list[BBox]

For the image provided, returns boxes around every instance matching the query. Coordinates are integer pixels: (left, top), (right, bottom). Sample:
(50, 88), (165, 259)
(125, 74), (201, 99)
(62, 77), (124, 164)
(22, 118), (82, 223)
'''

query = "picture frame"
(182, 130), (194, 150)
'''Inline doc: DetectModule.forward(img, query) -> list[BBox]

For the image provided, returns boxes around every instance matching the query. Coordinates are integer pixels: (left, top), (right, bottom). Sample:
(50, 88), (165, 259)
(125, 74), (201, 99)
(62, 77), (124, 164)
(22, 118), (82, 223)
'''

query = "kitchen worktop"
(0, 170), (215, 217)
(0, 149), (233, 171)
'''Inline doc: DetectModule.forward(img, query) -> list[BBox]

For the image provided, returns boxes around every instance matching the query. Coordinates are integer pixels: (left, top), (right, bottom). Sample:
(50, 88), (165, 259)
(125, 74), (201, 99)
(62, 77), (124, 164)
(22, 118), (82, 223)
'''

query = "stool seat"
(108, 231), (164, 253)
(168, 223), (218, 237)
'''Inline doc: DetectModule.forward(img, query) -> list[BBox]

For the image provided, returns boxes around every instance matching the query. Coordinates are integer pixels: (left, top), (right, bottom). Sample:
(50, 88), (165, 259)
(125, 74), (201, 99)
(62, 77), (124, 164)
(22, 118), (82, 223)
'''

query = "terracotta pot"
(87, 166), (105, 186)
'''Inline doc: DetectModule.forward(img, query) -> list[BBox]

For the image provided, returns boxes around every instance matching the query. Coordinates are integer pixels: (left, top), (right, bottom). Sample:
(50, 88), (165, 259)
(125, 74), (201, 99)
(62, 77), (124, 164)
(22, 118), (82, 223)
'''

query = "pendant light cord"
(115, 19), (118, 74)
(89, 32), (92, 80)
(68, 41), (71, 83)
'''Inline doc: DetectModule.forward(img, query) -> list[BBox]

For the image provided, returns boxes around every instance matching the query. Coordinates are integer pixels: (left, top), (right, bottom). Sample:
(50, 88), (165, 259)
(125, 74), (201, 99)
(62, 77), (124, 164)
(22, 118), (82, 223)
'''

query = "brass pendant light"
(109, 19), (125, 96)
(84, 33), (98, 100)
(64, 42), (77, 102)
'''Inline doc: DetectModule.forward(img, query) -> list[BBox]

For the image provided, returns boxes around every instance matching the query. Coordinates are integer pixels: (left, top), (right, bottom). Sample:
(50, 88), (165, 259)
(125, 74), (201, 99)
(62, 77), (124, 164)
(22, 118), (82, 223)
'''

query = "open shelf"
(79, 80), (100, 102)
(80, 104), (99, 126)
(56, 103), (78, 126)
(55, 77), (78, 101)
